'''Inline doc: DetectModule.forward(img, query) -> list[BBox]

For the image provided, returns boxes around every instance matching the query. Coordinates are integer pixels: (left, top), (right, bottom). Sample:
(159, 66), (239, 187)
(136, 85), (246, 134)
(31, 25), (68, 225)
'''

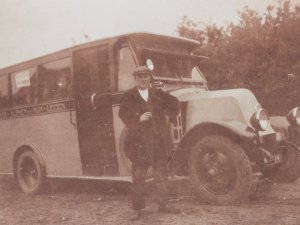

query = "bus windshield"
(141, 50), (207, 83)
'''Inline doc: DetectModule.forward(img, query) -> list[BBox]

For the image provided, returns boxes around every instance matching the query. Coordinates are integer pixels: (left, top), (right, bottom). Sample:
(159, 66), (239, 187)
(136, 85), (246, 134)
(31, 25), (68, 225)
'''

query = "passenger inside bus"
(41, 71), (71, 102)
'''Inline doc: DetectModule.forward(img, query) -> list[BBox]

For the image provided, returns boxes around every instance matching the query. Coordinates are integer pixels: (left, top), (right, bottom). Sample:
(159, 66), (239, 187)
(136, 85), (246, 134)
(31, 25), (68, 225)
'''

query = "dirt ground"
(1, 176), (300, 225)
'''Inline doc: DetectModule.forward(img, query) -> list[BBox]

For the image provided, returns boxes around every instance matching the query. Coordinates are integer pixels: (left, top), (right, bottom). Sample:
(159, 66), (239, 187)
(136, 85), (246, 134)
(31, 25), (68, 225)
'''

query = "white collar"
(138, 88), (149, 102)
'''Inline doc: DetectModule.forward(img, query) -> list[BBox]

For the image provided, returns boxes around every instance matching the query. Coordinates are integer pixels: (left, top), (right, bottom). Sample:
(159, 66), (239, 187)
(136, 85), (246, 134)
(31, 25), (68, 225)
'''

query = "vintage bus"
(0, 33), (197, 194)
(1, 33), (299, 205)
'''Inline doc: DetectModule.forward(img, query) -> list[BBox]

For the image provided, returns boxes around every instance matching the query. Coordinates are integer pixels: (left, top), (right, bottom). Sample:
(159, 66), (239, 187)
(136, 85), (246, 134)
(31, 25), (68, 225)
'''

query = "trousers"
(131, 161), (169, 210)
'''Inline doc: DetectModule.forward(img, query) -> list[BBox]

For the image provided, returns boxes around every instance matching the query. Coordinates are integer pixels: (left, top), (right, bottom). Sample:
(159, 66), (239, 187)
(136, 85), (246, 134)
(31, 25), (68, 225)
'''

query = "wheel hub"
(207, 167), (218, 177)
(20, 157), (38, 187)
(197, 150), (237, 194)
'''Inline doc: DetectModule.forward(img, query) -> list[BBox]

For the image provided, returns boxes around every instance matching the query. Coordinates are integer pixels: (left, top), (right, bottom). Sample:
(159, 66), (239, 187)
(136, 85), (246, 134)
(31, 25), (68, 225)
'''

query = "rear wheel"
(188, 135), (253, 205)
(16, 151), (45, 194)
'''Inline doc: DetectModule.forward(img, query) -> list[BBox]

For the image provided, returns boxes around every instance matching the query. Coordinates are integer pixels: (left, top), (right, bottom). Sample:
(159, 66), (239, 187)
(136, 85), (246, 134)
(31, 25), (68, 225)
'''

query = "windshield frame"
(141, 48), (208, 84)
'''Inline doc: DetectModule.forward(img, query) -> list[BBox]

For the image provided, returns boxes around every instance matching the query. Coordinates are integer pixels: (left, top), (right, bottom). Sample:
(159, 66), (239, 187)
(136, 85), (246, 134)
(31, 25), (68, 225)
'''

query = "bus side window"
(117, 46), (136, 91)
(11, 68), (37, 106)
(75, 46), (110, 97)
(38, 58), (71, 102)
(0, 74), (9, 109)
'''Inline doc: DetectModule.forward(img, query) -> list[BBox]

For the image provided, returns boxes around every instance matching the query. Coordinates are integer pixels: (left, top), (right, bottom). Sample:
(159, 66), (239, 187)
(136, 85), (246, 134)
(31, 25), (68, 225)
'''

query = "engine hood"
(169, 88), (273, 134)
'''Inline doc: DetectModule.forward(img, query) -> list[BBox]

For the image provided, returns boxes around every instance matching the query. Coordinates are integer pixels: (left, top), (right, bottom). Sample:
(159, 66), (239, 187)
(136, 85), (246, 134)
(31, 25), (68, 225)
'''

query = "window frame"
(0, 73), (11, 110)
(115, 43), (138, 92)
(37, 57), (72, 103)
(73, 44), (111, 99)
(11, 67), (38, 107)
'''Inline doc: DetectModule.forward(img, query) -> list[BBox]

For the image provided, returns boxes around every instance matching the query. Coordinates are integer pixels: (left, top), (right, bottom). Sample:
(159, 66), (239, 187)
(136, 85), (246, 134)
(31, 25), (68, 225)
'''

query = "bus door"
(73, 46), (118, 176)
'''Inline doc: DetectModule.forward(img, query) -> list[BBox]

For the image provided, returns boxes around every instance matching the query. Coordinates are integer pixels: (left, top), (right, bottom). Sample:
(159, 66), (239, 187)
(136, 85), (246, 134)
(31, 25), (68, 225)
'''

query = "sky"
(0, 0), (296, 69)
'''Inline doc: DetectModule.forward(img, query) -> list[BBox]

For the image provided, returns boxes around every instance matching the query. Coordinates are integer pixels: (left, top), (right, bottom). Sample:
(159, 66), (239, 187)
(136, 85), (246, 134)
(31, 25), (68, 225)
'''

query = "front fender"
(204, 120), (256, 139)
(171, 121), (256, 175)
(271, 117), (300, 144)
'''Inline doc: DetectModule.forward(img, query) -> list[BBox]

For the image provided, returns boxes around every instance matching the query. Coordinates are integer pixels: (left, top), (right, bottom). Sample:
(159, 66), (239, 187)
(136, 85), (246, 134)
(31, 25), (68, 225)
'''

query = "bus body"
(1, 33), (300, 205)
(0, 33), (197, 182)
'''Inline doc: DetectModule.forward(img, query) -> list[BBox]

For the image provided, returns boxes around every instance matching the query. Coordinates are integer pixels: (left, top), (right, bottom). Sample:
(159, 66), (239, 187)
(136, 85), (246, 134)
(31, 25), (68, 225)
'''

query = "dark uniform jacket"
(118, 87), (180, 164)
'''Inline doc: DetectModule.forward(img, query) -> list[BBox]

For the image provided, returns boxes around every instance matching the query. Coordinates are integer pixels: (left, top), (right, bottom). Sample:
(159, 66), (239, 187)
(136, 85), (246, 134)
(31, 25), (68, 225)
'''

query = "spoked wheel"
(16, 151), (45, 194)
(196, 149), (237, 195)
(188, 135), (252, 205)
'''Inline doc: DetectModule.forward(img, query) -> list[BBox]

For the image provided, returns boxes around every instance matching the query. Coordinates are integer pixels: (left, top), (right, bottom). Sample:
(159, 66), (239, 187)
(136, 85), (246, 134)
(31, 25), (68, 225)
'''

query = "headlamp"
(251, 108), (270, 131)
(287, 107), (300, 127)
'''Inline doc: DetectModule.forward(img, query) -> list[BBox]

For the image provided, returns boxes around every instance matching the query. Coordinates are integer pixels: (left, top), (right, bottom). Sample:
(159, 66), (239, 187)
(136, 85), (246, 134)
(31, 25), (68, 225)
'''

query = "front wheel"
(16, 151), (45, 194)
(188, 135), (253, 205)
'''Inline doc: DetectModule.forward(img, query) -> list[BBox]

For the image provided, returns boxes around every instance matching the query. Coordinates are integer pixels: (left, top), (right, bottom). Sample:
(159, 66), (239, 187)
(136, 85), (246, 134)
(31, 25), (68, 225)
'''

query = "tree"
(176, 0), (300, 115)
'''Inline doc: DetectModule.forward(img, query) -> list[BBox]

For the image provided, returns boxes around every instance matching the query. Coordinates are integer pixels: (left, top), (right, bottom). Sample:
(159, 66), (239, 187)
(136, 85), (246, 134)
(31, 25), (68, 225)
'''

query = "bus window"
(39, 58), (71, 102)
(75, 46), (110, 96)
(0, 74), (9, 109)
(118, 46), (136, 91)
(11, 68), (37, 106)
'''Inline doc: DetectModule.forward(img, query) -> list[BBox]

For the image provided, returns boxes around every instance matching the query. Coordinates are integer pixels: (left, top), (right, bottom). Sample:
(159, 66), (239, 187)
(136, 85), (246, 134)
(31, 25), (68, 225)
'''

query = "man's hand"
(139, 112), (152, 122)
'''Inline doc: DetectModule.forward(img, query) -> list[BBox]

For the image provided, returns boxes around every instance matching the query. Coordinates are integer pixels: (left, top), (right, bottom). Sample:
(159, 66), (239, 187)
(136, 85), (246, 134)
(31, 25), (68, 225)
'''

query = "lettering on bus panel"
(0, 111), (8, 117)
(0, 100), (76, 120)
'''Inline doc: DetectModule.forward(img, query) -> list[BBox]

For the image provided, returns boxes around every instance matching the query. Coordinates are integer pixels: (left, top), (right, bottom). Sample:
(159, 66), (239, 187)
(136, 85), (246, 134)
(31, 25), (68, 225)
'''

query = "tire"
(16, 151), (45, 194)
(188, 135), (253, 205)
(265, 144), (300, 183)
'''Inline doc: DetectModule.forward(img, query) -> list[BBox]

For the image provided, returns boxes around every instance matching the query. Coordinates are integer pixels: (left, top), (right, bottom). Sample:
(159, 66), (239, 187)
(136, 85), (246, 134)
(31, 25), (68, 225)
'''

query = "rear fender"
(13, 143), (46, 179)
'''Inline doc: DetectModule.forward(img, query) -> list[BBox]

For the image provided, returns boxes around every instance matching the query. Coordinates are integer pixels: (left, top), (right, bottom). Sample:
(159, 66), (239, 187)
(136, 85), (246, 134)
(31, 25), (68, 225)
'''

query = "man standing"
(118, 66), (180, 220)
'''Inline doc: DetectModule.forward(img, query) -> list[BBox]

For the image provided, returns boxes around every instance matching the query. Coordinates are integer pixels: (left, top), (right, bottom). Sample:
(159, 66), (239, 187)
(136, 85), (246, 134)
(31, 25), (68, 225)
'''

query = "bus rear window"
(0, 75), (9, 109)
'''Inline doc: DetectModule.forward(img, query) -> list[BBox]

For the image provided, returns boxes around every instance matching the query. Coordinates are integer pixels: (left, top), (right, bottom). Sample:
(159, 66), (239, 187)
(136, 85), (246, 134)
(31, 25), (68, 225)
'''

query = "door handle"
(69, 99), (76, 127)
(91, 93), (96, 110)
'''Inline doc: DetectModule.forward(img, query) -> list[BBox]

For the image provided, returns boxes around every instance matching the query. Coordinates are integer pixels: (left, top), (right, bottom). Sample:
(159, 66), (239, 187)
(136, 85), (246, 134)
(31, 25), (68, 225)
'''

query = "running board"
(46, 175), (133, 182)
(0, 173), (189, 183)
(46, 175), (189, 183)
(0, 173), (13, 175)
(146, 175), (189, 182)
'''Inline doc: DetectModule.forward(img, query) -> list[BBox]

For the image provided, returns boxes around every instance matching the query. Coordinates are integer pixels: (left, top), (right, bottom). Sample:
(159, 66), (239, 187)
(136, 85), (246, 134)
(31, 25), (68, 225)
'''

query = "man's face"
(134, 73), (151, 90)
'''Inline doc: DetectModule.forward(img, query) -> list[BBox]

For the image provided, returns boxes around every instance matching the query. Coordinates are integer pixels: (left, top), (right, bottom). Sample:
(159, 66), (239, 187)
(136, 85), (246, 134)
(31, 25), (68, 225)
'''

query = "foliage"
(177, 0), (300, 115)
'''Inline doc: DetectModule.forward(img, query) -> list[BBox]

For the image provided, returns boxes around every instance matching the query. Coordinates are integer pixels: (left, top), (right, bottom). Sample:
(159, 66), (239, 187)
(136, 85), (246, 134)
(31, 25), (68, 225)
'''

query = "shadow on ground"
(0, 175), (195, 201)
